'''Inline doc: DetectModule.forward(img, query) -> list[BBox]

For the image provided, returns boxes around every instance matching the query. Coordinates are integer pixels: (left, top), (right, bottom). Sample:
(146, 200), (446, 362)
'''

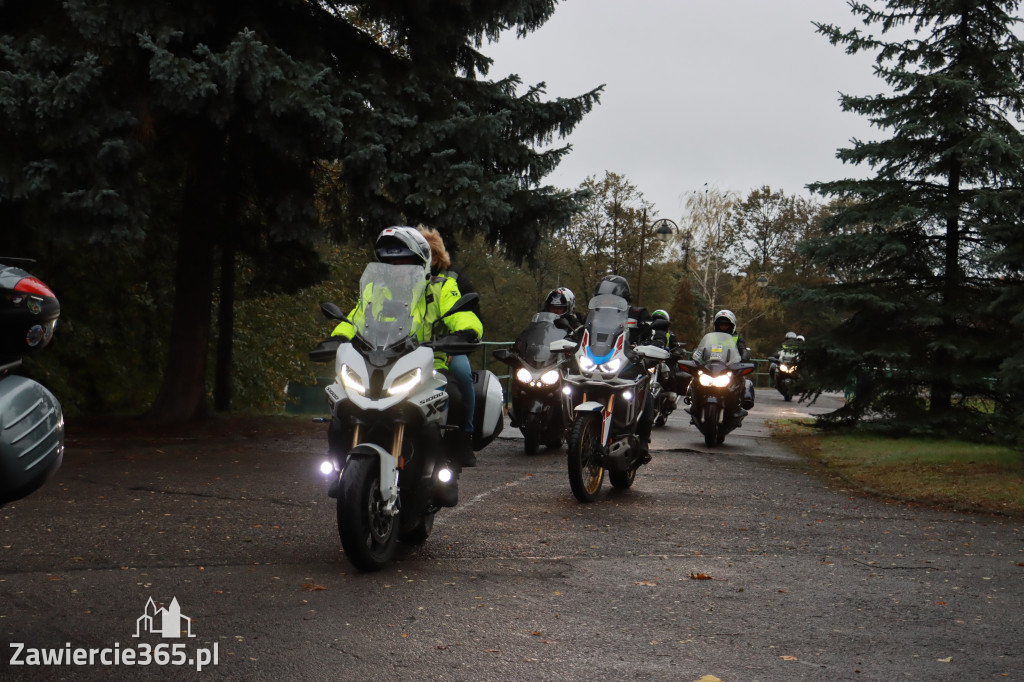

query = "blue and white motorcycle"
(310, 262), (503, 571)
(553, 294), (669, 503)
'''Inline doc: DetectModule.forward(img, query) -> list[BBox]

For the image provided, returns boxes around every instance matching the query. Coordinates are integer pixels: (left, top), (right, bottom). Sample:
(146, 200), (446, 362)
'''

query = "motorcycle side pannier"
(472, 369), (504, 451)
(0, 375), (64, 505)
(0, 265), (60, 363)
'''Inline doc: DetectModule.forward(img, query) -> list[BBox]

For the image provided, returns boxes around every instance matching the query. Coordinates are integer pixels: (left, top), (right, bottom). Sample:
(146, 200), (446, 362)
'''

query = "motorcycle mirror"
(553, 316), (571, 331)
(320, 302), (346, 320)
(549, 339), (576, 353)
(492, 348), (512, 363)
(651, 319), (669, 330)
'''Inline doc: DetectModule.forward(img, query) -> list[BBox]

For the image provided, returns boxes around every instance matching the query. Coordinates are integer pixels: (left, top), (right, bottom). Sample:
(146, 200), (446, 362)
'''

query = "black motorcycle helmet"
(593, 274), (631, 303)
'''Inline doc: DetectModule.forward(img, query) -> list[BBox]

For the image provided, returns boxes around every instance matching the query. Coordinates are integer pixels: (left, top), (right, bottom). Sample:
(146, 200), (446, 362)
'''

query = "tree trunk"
(931, 158), (962, 415)
(148, 125), (222, 423)
(213, 238), (236, 412)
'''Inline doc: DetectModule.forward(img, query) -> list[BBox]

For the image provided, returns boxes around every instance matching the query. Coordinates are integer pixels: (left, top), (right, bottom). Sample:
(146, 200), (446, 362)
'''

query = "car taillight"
(15, 277), (56, 298)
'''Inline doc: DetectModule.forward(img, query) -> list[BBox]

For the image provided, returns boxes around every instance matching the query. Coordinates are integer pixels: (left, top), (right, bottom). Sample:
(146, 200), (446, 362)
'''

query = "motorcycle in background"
(492, 312), (573, 454)
(679, 331), (755, 447)
(768, 348), (799, 401)
(310, 263), (503, 571)
(0, 258), (63, 507)
(553, 293), (669, 503)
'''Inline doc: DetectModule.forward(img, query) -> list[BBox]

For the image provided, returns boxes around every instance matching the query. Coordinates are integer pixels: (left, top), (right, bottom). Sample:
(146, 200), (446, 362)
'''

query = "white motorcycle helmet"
(374, 226), (432, 268)
(713, 309), (737, 335)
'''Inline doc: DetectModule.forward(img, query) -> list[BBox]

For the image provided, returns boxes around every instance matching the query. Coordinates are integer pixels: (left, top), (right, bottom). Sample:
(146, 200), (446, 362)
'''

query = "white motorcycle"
(552, 293), (670, 503)
(310, 262), (503, 571)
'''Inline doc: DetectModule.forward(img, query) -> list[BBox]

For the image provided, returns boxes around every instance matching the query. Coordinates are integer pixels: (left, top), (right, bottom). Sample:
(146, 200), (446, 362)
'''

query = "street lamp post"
(637, 209), (648, 307)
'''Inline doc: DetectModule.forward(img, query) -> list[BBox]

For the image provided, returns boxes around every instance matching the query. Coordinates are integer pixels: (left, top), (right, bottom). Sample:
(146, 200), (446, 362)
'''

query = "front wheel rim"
(368, 485), (394, 544)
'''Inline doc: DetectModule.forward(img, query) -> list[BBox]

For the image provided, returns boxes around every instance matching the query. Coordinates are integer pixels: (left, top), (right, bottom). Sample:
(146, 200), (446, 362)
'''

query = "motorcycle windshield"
(694, 331), (740, 364)
(583, 294), (629, 360)
(515, 312), (566, 367)
(353, 263), (428, 348)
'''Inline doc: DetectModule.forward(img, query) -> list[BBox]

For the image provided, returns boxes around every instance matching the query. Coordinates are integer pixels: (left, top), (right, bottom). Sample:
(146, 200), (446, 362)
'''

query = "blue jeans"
(446, 354), (475, 433)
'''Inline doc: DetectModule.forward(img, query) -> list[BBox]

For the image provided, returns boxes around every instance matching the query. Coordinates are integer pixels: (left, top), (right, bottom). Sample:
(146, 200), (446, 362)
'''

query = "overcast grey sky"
(483, 0), (885, 222)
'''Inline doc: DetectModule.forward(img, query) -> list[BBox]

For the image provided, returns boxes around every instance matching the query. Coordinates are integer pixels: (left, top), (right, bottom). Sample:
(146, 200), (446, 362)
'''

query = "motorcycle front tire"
(567, 413), (605, 503)
(337, 457), (398, 571)
(703, 403), (721, 448)
(608, 467), (636, 489)
(522, 413), (541, 455)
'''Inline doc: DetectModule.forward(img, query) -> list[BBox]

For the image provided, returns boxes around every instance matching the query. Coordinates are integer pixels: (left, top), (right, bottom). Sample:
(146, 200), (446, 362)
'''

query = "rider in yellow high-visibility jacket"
(329, 226), (482, 468)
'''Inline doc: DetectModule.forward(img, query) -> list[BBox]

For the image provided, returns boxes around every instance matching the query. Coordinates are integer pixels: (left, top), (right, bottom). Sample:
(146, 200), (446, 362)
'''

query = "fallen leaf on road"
(634, 580), (658, 586)
(694, 677), (722, 682)
(690, 573), (714, 580)
(780, 655), (798, 661)
(301, 583), (327, 592)
(938, 657), (952, 663)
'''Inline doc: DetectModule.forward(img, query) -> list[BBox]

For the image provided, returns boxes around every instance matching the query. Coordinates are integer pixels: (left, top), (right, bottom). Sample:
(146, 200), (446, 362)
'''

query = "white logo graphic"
(133, 597), (195, 639)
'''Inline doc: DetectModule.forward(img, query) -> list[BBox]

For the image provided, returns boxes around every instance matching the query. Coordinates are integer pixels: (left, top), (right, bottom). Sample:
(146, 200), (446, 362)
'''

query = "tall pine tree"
(799, 0), (1024, 436)
(0, 0), (600, 421)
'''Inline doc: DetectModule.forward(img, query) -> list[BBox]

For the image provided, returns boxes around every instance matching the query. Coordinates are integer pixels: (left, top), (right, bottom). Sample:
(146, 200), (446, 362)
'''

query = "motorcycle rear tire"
(522, 413), (541, 455)
(608, 467), (636, 489)
(703, 404), (720, 448)
(337, 457), (398, 571)
(567, 413), (604, 503)
(399, 512), (434, 545)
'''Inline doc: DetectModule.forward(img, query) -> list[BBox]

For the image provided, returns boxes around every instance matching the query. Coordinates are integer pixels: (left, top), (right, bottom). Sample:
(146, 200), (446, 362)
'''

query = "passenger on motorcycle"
(691, 310), (755, 416)
(329, 226), (483, 467)
(417, 225), (482, 466)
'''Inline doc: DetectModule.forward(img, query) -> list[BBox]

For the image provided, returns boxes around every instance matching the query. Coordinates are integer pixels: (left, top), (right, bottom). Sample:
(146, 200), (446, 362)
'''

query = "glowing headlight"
(698, 371), (733, 388)
(540, 370), (560, 385)
(578, 355), (596, 371)
(780, 363), (795, 373)
(437, 467), (453, 483)
(599, 357), (622, 374)
(388, 367), (423, 396)
(341, 364), (366, 395)
(516, 367), (534, 383)
(561, 386), (572, 395)
(319, 461), (335, 475)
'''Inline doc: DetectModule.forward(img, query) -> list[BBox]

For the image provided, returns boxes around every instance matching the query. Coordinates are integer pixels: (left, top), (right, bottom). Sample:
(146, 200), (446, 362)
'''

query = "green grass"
(769, 419), (1024, 516)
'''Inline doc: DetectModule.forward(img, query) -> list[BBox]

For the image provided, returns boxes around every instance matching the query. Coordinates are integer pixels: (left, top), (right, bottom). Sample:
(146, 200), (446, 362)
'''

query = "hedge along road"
(0, 393), (1020, 681)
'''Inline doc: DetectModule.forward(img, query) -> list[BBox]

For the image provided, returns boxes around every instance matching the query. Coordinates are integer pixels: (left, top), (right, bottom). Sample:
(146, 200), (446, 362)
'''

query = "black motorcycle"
(679, 331), (755, 447)
(768, 348), (800, 401)
(492, 312), (573, 454)
(0, 258), (63, 507)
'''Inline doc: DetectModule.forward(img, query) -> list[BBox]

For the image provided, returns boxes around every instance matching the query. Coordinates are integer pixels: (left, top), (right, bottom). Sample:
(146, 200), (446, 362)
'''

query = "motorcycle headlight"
(780, 363), (795, 373)
(599, 357), (622, 374)
(387, 367), (423, 396)
(698, 371), (732, 388)
(340, 364), (366, 395)
(516, 367), (534, 384)
(540, 370), (560, 385)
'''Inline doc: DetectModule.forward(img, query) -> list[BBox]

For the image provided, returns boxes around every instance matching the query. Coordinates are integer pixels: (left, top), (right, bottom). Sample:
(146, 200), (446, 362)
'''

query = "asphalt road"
(1, 393), (1021, 681)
